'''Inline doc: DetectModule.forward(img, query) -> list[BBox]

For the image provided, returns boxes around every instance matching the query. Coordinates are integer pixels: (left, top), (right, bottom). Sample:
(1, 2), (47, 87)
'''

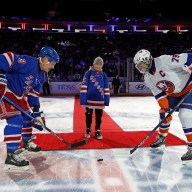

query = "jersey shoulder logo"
(156, 80), (175, 94)
(18, 58), (26, 64)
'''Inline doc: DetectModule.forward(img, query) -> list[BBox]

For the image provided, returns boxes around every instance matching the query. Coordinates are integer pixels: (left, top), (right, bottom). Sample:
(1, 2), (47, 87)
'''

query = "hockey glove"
(0, 74), (7, 99)
(32, 111), (46, 131)
(159, 108), (172, 123)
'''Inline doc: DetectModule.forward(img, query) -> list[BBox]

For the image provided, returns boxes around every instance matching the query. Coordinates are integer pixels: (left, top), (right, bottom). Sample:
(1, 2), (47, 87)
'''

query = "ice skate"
(150, 134), (166, 150)
(181, 144), (192, 165)
(4, 149), (29, 172)
(85, 128), (91, 138)
(22, 136), (41, 155)
(95, 130), (103, 140)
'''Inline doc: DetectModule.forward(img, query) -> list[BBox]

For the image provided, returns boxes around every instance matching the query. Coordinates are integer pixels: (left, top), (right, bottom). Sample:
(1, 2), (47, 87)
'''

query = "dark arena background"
(0, 0), (192, 191)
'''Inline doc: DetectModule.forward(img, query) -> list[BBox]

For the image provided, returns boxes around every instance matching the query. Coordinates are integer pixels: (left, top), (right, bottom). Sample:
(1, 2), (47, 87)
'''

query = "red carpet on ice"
(34, 97), (186, 150)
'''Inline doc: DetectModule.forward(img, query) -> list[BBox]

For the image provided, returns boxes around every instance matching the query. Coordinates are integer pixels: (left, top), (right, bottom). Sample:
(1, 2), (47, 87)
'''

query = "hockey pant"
(0, 89), (30, 119)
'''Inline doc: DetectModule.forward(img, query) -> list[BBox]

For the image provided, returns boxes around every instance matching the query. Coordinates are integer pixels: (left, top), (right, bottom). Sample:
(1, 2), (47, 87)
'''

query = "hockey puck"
(97, 159), (103, 161)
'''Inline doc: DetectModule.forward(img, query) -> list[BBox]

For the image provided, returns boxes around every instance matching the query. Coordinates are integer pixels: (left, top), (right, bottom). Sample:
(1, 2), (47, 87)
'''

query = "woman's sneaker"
(95, 130), (103, 140)
(85, 128), (91, 138)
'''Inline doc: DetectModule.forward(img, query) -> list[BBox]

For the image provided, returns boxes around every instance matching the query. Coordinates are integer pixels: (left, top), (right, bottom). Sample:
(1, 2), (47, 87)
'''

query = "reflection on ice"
(0, 96), (191, 192)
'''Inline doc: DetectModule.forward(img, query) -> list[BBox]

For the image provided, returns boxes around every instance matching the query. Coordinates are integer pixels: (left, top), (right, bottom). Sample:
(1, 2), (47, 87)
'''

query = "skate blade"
(24, 150), (42, 158)
(182, 160), (192, 166)
(4, 164), (29, 172)
(150, 145), (165, 151)
(14, 148), (26, 155)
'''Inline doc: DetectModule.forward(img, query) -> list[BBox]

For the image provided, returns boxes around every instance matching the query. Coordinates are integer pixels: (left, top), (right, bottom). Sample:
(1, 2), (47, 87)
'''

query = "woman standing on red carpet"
(80, 56), (110, 139)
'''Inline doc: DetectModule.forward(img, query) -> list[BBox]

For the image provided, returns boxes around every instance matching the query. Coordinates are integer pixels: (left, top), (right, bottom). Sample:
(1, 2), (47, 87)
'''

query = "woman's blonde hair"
(93, 56), (104, 66)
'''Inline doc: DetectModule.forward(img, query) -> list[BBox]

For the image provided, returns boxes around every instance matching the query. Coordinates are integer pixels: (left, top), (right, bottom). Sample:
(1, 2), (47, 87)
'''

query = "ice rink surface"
(0, 96), (192, 192)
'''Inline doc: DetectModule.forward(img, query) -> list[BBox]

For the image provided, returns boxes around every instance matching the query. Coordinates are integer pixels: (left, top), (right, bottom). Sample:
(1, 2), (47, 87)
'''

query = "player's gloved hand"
(159, 108), (172, 123)
(0, 74), (7, 99)
(32, 111), (46, 131)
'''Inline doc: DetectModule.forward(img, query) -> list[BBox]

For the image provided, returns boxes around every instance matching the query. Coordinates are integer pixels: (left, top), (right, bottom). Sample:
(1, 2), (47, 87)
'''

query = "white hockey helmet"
(133, 49), (152, 73)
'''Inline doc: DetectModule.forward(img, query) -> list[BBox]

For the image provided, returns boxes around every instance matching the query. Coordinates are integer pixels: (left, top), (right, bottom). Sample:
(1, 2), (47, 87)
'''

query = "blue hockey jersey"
(0, 52), (46, 107)
(80, 68), (110, 109)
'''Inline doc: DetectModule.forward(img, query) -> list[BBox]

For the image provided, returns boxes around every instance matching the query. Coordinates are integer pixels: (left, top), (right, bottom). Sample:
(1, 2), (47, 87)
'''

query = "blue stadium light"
(144, 18), (152, 22)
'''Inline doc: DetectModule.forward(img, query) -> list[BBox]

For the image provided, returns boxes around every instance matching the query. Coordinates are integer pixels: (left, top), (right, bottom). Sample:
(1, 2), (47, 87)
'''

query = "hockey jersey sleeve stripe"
(104, 88), (110, 94)
(80, 91), (87, 93)
(3, 52), (14, 67)
(168, 84), (192, 97)
(28, 92), (40, 97)
(80, 86), (87, 90)
(29, 89), (40, 97)
(104, 88), (110, 95)
(80, 85), (87, 93)
(6, 89), (24, 100)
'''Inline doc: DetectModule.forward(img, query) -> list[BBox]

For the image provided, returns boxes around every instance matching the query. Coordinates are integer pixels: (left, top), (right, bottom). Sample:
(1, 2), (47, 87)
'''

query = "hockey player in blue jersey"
(80, 56), (110, 139)
(0, 46), (59, 171)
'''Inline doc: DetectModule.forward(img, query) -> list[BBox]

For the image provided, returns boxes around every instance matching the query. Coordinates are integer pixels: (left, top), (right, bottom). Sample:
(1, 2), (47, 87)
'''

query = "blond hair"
(93, 56), (104, 66)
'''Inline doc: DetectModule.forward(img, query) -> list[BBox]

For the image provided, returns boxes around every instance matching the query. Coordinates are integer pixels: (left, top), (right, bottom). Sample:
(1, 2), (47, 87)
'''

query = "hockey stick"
(130, 89), (192, 155)
(3, 95), (88, 148)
